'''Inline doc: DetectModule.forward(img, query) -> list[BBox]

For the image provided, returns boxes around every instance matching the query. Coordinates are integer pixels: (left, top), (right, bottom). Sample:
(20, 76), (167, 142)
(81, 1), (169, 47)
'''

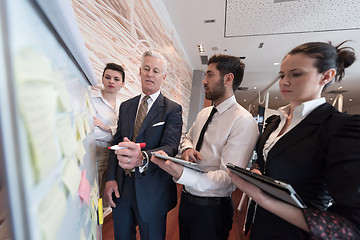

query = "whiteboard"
(1, 0), (100, 239)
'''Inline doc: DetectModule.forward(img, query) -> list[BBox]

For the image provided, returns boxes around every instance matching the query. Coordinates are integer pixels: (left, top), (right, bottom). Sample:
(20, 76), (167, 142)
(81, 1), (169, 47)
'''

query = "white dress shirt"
(137, 90), (161, 115)
(263, 98), (326, 161)
(91, 90), (121, 146)
(178, 95), (259, 197)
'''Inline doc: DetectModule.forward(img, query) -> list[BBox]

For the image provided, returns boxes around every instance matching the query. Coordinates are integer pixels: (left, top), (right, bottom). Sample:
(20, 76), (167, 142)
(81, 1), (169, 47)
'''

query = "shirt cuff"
(175, 166), (201, 186)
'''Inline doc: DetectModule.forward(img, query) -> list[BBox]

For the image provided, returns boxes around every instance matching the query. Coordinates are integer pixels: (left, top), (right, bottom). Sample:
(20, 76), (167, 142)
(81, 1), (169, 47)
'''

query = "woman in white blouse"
(91, 63), (125, 211)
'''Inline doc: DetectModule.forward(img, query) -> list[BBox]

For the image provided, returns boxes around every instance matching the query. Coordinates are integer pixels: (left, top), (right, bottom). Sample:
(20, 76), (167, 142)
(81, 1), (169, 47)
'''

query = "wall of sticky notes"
(0, 0), (100, 239)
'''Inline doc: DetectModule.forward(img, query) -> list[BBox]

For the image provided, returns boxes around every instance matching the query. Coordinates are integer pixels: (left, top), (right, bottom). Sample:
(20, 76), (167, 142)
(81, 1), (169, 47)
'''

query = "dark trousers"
(112, 175), (167, 240)
(179, 191), (234, 240)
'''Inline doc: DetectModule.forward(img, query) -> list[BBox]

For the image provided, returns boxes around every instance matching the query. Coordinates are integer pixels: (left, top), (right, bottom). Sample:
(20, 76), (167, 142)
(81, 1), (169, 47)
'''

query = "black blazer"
(107, 92), (182, 222)
(250, 103), (360, 239)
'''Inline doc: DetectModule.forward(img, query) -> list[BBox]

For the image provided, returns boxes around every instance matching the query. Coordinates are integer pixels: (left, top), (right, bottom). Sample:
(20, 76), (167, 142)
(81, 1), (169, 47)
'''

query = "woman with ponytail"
(229, 41), (360, 239)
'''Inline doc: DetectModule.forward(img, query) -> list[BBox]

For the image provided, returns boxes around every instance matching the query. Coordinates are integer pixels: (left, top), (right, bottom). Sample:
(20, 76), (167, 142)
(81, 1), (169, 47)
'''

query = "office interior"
(1, 0), (359, 239)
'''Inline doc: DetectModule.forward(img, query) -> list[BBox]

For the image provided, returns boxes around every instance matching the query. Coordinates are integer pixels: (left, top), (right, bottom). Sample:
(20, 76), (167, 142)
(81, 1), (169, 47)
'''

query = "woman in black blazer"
(229, 41), (360, 239)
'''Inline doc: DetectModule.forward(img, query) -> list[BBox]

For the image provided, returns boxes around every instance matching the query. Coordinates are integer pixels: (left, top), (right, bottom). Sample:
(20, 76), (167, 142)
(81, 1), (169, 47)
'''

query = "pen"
(108, 142), (146, 150)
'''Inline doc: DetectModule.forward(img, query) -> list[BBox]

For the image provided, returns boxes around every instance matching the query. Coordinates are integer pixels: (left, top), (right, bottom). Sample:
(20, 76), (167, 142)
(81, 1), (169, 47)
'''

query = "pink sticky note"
(78, 169), (90, 205)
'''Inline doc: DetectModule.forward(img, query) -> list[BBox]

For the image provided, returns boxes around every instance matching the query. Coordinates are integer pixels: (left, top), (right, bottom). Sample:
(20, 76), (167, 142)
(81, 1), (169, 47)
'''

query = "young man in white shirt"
(152, 54), (259, 240)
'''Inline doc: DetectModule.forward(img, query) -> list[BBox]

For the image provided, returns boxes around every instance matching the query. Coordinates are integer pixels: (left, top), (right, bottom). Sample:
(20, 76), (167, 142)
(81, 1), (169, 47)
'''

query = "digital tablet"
(151, 152), (207, 172)
(227, 163), (306, 208)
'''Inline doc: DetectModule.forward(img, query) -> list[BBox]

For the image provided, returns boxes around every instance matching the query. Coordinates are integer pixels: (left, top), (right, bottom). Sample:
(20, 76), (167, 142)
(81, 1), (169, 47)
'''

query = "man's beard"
(205, 79), (226, 102)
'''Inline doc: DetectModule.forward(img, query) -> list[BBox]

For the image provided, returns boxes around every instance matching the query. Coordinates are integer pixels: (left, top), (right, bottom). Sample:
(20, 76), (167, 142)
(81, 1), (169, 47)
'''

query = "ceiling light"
(258, 43), (264, 48)
(275, 96), (278, 99)
(330, 98), (333, 101)
(198, 44), (204, 53)
(244, 99), (247, 102)
(254, 86), (257, 90)
(204, 19), (215, 23)
(350, 98), (353, 102)
(273, 62), (279, 65)
(338, 86), (343, 89)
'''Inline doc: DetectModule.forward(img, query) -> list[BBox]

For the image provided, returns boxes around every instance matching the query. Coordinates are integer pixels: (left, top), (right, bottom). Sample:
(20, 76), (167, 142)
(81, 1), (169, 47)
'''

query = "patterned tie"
(132, 96), (150, 141)
(195, 107), (217, 151)
(125, 96), (150, 176)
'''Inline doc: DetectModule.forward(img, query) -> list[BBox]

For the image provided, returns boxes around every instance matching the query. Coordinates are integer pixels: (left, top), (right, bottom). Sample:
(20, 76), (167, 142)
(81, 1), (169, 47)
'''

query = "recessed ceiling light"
(244, 99), (247, 102)
(212, 47), (219, 51)
(275, 96), (278, 99)
(274, 62), (280, 65)
(198, 44), (204, 53)
(338, 86), (343, 89)
(330, 98), (333, 101)
(350, 98), (353, 102)
(254, 86), (257, 90)
(204, 19), (215, 23)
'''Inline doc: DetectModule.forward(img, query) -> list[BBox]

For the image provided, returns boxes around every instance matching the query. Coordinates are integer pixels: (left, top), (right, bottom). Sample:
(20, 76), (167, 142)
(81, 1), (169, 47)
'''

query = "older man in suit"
(104, 51), (182, 240)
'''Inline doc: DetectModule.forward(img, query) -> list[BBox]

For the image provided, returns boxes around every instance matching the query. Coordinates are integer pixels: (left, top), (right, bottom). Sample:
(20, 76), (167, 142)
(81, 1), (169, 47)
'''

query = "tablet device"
(151, 152), (207, 172)
(227, 163), (306, 208)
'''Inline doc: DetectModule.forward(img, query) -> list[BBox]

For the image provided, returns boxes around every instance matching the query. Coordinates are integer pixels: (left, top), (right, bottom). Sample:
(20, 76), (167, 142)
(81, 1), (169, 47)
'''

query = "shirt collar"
(140, 90), (160, 103)
(215, 95), (236, 115)
(278, 97), (326, 119)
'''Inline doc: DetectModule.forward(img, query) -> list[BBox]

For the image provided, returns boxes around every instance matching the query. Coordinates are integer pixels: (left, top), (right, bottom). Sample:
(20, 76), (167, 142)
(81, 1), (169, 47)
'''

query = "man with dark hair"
(152, 54), (259, 240)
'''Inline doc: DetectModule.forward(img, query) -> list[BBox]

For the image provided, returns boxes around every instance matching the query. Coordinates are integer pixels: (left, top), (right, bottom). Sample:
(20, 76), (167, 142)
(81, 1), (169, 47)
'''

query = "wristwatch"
(141, 151), (149, 167)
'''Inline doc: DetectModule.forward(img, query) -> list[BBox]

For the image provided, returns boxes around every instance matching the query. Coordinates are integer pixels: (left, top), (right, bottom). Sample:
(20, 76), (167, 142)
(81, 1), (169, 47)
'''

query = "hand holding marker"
(108, 142), (146, 150)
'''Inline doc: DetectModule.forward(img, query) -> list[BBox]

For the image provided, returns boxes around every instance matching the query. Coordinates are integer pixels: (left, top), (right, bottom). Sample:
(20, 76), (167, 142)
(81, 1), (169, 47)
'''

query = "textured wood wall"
(72, 0), (193, 131)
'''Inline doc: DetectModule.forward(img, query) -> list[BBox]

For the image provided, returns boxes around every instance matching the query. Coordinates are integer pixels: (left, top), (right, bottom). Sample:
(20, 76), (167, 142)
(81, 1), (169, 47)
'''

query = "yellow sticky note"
(75, 141), (86, 164)
(38, 184), (66, 240)
(61, 158), (81, 199)
(83, 117), (91, 135)
(57, 115), (78, 157)
(98, 198), (103, 225)
(76, 114), (86, 140)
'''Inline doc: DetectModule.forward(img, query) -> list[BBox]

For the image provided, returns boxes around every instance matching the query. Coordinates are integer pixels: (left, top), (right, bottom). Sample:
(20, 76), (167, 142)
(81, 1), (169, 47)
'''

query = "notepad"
(227, 163), (306, 208)
(151, 152), (207, 172)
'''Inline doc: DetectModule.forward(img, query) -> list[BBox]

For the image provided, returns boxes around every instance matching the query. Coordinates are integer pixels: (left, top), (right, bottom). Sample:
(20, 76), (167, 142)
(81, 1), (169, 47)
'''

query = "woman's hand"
(94, 117), (111, 132)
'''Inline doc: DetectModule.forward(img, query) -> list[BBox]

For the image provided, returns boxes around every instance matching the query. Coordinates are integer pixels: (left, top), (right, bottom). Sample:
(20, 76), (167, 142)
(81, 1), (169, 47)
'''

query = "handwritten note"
(17, 82), (58, 182)
(37, 184), (66, 240)
(57, 115), (78, 157)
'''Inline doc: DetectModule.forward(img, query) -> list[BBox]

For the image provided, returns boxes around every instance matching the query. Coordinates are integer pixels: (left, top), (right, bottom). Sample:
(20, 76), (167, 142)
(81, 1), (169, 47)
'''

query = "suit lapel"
(267, 103), (335, 160)
(136, 93), (164, 139)
(127, 95), (141, 139)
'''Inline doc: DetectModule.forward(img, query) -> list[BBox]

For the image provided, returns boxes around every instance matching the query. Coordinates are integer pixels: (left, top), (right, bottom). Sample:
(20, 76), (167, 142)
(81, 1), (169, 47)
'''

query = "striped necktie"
(132, 95), (150, 142)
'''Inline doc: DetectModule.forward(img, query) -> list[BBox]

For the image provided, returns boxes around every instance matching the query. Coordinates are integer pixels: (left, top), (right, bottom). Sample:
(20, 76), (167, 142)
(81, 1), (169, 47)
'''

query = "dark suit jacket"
(249, 103), (360, 239)
(107, 92), (182, 222)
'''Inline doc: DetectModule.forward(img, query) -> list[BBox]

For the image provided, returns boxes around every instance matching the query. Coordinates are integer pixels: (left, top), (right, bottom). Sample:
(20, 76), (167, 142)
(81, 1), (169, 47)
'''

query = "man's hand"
(115, 137), (143, 169)
(182, 148), (202, 162)
(104, 180), (120, 208)
(151, 150), (184, 180)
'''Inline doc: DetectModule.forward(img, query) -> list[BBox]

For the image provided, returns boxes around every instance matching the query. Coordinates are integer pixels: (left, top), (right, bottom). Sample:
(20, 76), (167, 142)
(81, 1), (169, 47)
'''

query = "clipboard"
(151, 152), (207, 172)
(227, 163), (306, 208)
